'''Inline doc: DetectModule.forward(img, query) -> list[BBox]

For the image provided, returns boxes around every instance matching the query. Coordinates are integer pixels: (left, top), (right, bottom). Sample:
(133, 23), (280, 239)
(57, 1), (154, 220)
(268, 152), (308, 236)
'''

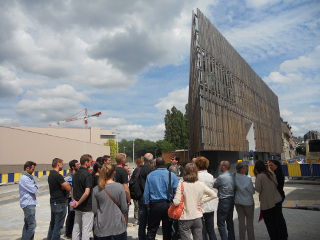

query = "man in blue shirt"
(144, 157), (178, 240)
(213, 160), (235, 240)
(19, 161), (38, 240)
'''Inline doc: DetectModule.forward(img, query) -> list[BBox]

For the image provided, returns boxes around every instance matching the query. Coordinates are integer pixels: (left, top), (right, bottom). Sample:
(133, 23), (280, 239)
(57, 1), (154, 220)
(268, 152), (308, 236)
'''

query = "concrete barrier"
(0, 169), (70, 184)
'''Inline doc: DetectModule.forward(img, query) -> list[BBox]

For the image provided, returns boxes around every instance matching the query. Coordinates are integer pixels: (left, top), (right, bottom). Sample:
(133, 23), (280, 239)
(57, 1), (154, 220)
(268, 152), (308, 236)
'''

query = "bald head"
(220, 161), (230, 172)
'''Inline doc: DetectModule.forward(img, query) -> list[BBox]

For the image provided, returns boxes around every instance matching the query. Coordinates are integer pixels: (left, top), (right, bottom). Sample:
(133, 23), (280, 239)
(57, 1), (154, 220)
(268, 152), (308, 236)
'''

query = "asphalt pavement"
(0, 176), (319, 240)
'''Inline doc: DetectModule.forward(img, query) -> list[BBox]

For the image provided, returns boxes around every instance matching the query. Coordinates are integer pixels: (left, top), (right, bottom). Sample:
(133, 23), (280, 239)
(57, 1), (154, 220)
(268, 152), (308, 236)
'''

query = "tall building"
(188, 9), (282, 175)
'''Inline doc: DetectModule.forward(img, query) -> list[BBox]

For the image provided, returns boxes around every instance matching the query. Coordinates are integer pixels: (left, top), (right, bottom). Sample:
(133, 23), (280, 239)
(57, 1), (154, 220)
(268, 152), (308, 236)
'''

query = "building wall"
(10, 126), (115, 145)
(188, 9), (282, 157)
(0, 126), (110, 174)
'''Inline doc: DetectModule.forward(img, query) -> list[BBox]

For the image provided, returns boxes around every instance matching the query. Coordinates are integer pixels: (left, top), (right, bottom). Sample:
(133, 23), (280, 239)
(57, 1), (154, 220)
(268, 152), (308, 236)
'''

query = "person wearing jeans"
(47, 158), (71, 240)
(47, 202), (68, 239)
(214, 161), (235, 240)
(19, 161), (38, 240)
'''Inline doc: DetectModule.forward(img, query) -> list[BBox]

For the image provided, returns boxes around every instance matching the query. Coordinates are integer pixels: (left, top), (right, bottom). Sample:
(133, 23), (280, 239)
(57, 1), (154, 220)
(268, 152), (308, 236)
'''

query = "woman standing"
(173, 163), (217, 240)
(195, 156), (218, 240)
(234, 161), (255, 240)
(269, 160), (288, 238)
(254, 160), (287, 240)
(92, 162), (102, 188)
(92, 164), (127, 240)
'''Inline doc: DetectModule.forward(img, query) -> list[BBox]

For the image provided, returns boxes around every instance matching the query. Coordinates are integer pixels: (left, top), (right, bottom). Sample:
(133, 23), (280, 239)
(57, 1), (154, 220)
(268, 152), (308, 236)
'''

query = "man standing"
(144, 157), (178, 240)
(102, 155), (112, 165)
(47, 158), (72, 240)
(131, 153), (155, 240)
(72, 154), (94, 240)
(213, 161), (235, 240)
(19, 161), (38, 240)
(114, 153), (131, 204)
(169, 153), (184, 177)
(65, 159), (80, 238)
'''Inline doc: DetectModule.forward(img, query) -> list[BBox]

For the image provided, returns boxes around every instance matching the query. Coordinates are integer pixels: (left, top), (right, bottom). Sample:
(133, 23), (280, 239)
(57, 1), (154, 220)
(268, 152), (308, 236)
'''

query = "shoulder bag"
(168, 182), (184, 220)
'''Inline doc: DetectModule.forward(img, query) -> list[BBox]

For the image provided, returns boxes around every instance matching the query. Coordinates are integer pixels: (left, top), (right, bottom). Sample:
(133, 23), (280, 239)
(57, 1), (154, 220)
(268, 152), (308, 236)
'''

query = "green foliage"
(164, 105), (189, 149)
(104, 139), (117, 160)
(296, 146), (306, 155)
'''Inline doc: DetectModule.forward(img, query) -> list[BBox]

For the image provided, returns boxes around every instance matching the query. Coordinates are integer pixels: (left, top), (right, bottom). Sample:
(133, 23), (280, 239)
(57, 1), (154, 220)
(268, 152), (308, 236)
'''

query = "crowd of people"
(18, 153), (288, 240)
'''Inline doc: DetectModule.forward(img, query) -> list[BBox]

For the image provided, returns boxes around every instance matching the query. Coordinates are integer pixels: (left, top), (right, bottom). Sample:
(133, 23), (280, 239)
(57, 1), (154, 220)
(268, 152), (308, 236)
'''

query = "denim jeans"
(98, 231), (127, 240)
(47, 202), (67, 240)
(202, 211), (217, 240)
(138, 199), (148, 240)
(217, 198), (235, 240)
(22, 205), (36, 240)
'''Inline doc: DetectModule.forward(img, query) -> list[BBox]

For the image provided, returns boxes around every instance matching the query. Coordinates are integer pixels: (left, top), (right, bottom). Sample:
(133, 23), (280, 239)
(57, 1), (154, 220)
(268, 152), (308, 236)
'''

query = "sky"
(0, 0), (319, 141)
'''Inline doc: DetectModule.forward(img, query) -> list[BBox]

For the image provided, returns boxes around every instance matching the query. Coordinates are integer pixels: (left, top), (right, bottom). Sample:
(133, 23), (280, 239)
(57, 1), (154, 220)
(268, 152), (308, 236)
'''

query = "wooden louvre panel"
(189, 9), (282, 156)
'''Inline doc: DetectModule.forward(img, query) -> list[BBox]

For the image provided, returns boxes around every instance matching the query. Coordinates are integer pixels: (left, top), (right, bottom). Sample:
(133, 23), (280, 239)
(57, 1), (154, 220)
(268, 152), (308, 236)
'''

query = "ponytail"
(98, 164), (115, 189)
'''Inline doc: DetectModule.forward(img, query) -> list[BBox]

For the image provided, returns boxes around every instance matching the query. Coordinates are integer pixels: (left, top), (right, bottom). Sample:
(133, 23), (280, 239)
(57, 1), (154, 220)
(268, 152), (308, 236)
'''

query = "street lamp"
(132, 140), (135, 164)
(124, 146), (126, 154)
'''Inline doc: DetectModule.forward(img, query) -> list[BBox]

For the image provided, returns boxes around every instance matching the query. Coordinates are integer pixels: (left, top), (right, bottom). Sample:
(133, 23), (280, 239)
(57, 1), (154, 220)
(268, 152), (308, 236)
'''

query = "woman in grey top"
(234, 162), (255, 240)
(92, 164), (127, 240)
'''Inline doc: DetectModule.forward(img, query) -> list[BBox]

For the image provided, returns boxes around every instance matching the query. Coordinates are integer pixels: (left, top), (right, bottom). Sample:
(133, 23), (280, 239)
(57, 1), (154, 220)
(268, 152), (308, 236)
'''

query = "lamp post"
(133, 140), (135, 164)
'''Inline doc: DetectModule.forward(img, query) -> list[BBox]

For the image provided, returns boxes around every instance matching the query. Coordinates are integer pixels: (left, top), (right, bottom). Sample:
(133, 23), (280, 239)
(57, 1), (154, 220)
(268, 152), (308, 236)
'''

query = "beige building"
(0, 126), (115, 174)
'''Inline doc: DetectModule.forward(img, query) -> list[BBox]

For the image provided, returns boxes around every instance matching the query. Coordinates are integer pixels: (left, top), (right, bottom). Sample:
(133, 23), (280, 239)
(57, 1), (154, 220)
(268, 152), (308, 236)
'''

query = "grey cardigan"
(92, 182), (127, 237)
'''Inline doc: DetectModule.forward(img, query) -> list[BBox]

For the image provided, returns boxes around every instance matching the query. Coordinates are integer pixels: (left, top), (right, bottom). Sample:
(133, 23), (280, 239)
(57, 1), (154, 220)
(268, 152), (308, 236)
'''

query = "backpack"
(129, 167), (143, 200)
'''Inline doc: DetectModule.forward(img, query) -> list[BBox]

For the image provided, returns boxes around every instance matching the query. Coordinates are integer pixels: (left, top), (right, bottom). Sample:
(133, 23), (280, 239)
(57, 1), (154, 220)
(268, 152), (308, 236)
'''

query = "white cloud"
(15, 85), (88, 123)
(0, 66), (23, 98)
(279, 45), (320, 73)
(245, 0), (280, 8)
(0, 118), (20, 126)
(155, 86), (189, 113)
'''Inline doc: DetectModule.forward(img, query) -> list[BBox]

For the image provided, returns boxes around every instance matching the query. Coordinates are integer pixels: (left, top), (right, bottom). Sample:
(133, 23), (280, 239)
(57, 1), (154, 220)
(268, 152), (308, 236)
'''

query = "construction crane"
(48, 108), (102, 129)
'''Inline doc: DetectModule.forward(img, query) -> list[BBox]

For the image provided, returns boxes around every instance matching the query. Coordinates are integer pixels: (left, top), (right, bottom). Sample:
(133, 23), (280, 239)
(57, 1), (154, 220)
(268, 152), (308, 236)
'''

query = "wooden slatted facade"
(188, 9), (282, 157)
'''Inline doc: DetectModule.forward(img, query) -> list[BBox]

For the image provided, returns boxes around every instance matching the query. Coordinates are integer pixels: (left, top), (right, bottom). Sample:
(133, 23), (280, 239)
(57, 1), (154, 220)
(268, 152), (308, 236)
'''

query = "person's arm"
(73, 188), (90, 208)
(123, 183), (131, 204)
(171, 173), (179, 196)
(92, 188), (97, 214)
(20, 177), (38, 194)
(213, 176), (221, 189)
(173, 182), (182, 206)
(255, 174), (262, 193)
(201, 185), (217, 204)
(143, 177), (150, 205)
(247, 178), (255, 195)
(119, 186), (128, 214)
(61, 181), (72, 192)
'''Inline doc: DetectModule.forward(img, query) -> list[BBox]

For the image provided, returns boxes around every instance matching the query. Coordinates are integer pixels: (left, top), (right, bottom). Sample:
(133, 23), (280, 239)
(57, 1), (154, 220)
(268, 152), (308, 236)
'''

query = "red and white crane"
(49, 108), (102, 128)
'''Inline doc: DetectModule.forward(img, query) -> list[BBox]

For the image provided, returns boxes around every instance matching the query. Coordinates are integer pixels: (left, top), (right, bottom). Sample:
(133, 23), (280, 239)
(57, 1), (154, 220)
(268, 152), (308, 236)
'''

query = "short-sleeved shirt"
(114, 167), (129, 184)
(73, 167), (93, 212)
(48, 170), (68, 204)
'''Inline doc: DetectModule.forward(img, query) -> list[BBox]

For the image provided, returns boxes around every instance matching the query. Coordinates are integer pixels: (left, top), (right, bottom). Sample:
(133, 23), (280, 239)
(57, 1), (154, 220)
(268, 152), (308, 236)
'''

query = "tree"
(155, 140), (175, 157)
(164, 105), (189, 149)
(104, 139), (117, 160)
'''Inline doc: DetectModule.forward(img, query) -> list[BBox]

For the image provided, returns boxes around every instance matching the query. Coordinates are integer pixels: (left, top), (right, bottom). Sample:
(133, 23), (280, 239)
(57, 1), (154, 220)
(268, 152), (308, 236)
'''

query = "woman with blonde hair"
(195, 156), (218, 240)
(92, 164), (127, 240)
(173, 163), (217, 240)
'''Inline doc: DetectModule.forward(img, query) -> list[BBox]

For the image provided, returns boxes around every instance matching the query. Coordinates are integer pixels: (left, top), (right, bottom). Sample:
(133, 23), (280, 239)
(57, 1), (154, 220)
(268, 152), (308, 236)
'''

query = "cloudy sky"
(0, 0), (319, 141)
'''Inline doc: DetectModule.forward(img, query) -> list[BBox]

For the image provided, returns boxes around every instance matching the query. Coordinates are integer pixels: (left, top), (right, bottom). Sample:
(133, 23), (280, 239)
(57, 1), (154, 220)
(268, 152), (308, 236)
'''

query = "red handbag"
(168, 182), (184, 219)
